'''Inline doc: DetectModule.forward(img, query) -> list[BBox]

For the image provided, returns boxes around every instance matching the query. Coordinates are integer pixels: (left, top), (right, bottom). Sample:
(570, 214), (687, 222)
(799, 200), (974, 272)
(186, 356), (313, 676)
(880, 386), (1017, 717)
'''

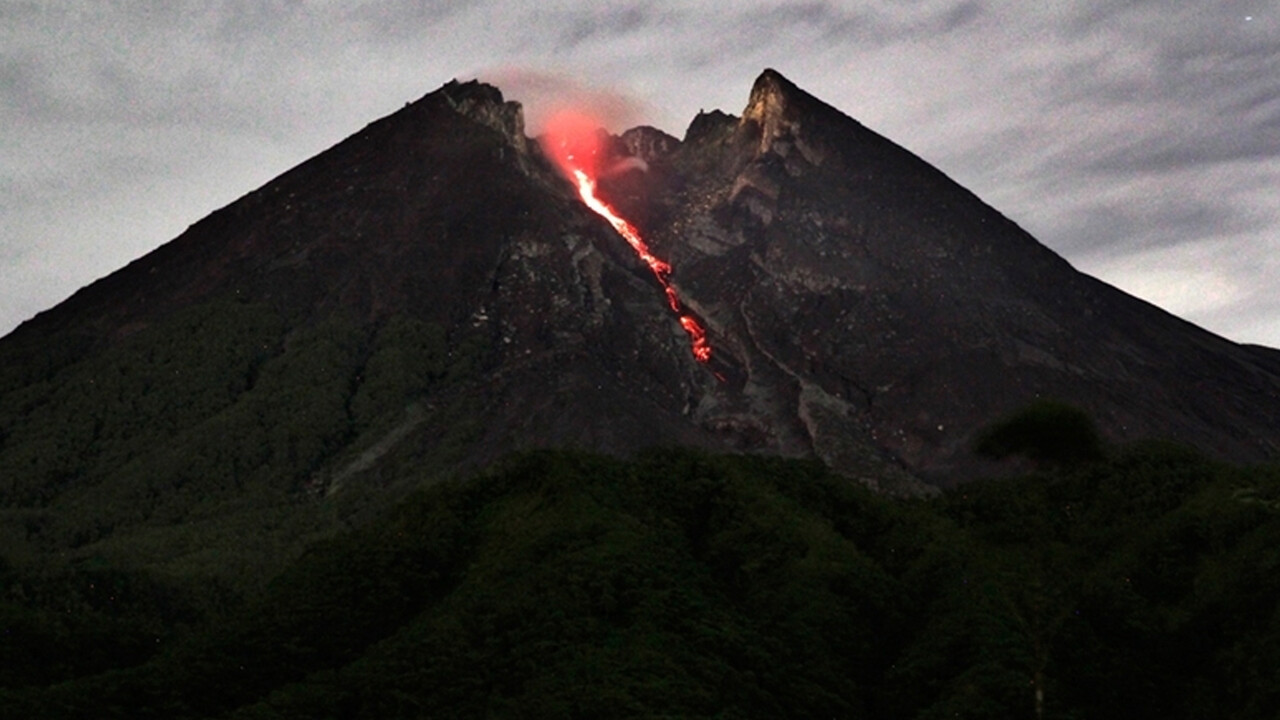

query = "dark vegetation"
(3, 297), (1279, 717)
(0, 299), (486, 587)
(974, 399), (1105, 468)
(2, 439), (1280, 718)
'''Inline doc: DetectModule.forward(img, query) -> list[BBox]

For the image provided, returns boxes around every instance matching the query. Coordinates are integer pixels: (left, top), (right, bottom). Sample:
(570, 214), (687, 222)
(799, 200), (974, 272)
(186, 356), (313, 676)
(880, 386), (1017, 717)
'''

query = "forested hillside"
(3, 441), (1279, 718)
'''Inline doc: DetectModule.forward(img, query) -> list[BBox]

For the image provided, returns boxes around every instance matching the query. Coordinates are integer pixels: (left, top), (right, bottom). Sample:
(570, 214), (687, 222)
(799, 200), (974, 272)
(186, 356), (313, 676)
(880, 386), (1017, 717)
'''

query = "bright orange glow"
(542, 112), (713, 364)
(543, 109), (605, 178)
(572, 169), (712, 363)
(681, 316), (713, 364)
(572, 169), (670, 289)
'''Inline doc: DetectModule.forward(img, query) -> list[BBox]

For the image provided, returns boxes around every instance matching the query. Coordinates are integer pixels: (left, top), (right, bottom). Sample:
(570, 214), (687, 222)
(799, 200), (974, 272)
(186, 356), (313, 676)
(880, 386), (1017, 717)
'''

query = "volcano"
(3, 68), (1280, 560)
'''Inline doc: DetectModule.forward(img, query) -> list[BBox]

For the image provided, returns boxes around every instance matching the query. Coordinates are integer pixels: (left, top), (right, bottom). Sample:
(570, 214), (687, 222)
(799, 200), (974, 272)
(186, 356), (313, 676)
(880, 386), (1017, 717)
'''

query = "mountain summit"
(3, 70), (1280, 557)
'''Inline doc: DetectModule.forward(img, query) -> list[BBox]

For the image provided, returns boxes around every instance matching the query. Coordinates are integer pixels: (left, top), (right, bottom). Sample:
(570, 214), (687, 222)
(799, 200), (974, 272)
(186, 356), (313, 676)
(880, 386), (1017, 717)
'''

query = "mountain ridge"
(3, 69), (1278, 509)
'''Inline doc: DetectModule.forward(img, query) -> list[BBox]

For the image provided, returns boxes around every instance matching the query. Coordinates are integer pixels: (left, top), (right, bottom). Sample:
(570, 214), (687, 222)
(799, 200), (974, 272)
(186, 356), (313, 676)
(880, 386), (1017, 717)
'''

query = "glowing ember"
(542, 111), (713, 364)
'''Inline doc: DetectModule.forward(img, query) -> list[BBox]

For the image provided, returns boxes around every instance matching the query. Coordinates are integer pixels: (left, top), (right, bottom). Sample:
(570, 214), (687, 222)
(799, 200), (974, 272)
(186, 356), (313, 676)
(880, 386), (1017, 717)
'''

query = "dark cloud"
(730, 0), (984, 48)
(1085, 127), (1280, 175)
(1034, 5), (1280, 168)
(0, 55), (49, 118)
(552, 4), (658, 47)
(342, 0), (477, 42)
(1050, 197), (1267, 255)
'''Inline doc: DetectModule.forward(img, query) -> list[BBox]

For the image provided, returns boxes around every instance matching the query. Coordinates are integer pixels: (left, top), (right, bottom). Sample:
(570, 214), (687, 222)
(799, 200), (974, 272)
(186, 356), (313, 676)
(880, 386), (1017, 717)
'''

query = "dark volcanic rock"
(3, 69), (1279, 516)
(619, 125), (680, 164)
(643, 69), (1280, 481)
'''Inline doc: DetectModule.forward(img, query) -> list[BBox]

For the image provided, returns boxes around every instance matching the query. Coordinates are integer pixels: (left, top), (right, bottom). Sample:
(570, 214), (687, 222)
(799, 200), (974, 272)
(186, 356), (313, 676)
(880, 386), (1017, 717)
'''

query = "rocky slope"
(627, 70), (1280, 481)
(3, 69), (1279, 560)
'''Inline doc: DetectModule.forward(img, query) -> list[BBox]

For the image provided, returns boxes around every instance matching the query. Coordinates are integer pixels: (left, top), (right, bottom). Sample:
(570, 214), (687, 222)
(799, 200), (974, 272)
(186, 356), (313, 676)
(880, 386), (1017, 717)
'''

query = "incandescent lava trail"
(541, 110), (712, 364)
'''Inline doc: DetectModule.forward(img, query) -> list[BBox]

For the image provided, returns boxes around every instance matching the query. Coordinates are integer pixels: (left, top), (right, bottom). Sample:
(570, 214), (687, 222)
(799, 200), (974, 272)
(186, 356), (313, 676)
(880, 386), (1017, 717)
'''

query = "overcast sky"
(3, 1), (1278, 347)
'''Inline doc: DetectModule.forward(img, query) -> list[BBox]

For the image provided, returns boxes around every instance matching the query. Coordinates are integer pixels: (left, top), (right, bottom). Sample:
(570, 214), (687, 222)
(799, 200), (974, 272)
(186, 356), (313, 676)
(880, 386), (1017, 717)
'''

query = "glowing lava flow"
(570, 169), (712, 362)
(543, 110), (712, 364)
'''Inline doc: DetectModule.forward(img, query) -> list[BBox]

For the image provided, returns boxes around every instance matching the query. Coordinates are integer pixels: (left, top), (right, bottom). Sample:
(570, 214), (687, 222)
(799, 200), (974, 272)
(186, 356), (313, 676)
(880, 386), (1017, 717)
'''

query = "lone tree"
(974, 400), (1104, 469)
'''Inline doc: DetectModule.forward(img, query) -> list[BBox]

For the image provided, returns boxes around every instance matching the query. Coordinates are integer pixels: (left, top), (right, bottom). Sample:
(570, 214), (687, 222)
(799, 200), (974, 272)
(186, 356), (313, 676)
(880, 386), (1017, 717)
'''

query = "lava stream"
(570, 168), (713, 363)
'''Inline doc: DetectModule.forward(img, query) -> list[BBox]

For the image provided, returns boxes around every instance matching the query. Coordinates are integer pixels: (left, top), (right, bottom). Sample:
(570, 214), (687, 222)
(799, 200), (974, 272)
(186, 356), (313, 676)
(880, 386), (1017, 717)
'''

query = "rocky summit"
(3, 68), (1280, 546)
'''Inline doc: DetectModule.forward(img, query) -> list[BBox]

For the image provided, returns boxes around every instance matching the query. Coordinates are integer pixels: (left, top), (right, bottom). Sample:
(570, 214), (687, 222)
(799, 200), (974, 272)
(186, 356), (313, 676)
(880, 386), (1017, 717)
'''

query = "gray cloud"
(548, 4), (658, 48)
(1049, 196), (1268, 255)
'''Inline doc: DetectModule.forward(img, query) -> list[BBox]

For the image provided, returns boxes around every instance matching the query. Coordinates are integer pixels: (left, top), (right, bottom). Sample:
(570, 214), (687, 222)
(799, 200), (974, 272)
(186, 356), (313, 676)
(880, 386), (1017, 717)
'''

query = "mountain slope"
(638, 69), (1280, 479)
(2, 70), (1279, 581)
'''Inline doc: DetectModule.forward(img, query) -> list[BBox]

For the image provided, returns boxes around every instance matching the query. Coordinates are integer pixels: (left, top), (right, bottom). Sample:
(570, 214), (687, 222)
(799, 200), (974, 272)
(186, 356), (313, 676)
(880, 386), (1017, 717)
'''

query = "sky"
(3, 1), (1278, 347)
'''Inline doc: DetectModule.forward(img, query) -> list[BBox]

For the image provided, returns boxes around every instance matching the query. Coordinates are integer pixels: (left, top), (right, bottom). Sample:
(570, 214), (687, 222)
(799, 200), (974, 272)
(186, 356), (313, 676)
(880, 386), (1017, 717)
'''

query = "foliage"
(973, 399), (1105, 468)
(2, 444), (1278, 718)
(0, 300), (478, 590)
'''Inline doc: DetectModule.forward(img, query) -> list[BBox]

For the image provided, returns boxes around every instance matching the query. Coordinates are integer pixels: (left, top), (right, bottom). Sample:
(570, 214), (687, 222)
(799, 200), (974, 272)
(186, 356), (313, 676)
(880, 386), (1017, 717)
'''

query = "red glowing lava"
(542, 110), (713, 364)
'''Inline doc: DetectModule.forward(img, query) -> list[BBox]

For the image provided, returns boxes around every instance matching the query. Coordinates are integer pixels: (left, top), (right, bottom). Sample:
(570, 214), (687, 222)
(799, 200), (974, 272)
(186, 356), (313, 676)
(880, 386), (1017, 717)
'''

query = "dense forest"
(3, 428), (1279, 718)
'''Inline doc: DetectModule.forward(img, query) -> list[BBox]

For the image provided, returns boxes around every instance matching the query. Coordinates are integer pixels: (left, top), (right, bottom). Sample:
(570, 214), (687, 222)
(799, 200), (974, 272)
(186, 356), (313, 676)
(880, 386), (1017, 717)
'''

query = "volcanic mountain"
(3, 70), (1280, 568)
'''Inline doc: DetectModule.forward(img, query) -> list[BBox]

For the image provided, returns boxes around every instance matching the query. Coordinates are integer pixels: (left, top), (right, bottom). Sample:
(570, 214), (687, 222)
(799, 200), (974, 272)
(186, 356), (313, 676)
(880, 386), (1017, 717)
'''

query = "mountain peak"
(436, 78), (528, 152)
(743, 68), (797, 114)
(741, 68), (798, 134)
(737, 68), (836, 162)
(619, 125), (680, 165)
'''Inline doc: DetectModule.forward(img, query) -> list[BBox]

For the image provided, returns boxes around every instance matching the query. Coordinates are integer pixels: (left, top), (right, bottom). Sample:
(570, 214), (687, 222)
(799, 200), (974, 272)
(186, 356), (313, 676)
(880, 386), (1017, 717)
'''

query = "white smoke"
(603, 156), (649, 176)
(476, 67), (651, 136)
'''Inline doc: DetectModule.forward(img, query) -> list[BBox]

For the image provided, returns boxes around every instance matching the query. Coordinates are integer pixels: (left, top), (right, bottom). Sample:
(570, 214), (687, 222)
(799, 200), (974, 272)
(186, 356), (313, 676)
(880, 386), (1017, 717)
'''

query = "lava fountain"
(541, 110), (713, 364)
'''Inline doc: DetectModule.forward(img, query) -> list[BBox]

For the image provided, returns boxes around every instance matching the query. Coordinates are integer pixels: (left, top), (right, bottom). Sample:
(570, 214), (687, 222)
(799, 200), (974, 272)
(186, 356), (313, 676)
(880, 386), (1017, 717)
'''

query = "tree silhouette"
(974, 400), (1104, 468)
